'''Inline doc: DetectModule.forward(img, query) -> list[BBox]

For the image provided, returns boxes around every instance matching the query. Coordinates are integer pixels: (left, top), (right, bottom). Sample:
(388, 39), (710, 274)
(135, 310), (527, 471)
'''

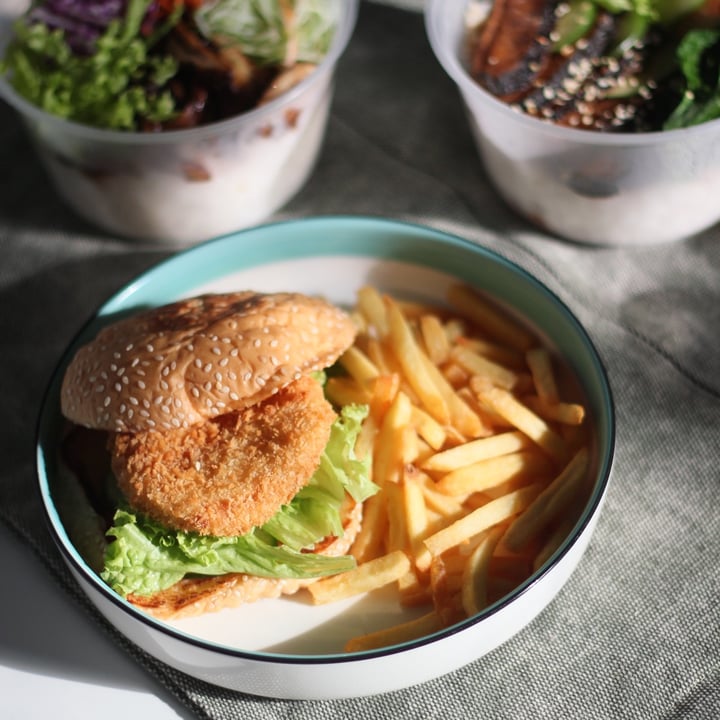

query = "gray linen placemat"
(2, 2), (719, 718)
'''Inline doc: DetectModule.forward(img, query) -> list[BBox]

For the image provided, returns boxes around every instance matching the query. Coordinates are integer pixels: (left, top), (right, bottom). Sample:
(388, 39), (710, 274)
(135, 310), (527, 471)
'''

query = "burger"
(58, 291), (377, 619)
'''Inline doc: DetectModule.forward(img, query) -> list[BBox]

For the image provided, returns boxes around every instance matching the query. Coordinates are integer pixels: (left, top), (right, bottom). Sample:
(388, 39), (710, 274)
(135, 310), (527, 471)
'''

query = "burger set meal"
(59, 285), (594, 652)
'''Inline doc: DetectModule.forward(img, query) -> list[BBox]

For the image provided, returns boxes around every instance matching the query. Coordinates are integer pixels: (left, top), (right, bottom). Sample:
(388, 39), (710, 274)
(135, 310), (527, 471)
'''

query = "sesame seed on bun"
(60, 291), (357, 433)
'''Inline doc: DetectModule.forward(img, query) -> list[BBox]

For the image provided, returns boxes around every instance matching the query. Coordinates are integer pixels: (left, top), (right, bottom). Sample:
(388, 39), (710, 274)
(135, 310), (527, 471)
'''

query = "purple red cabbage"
(26, 0), (161, 55)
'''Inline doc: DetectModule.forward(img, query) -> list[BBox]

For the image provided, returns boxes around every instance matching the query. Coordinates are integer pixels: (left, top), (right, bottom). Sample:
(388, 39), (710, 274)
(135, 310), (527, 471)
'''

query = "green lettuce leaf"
(664, 29), (720, 130)
(194, 0), (337, 66)
(102, 403), (376, 598)
(0, 0), (179, 130)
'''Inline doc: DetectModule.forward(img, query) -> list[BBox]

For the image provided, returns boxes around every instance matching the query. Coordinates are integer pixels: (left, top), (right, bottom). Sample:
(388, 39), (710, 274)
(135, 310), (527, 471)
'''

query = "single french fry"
(450, 345), (520, 390)
(456, 336), (526, 370)
(386, 297), (451, 424)
(339, 345), (380, 384)
(526, 347), (560, 404)
(399, 572), (432, 607)
(403, 470), (430, 555)
(345, 612), (443, 653)
(420, 482), (544, 569)
(523, 395), (586, 426)
(355, 411), (379, 463)
(366, 337), (395, 375)
(443, 320), (466, 347)
(401, 425), (420, 464)
(410, 405), (446, 451)
(503, 447), (589, 552)
(386, 481), (409, 554)
(351, 492), (388, 563)
(418, 352), (489, 438)
(324, 376), (372, 407)
(422, 430), (531, 472)
(447, 284), (535, 352)
(416, 472), (467, 518)
(476, 386), (567, 462)
(461, 526), (504, 616)
(397, 566), (426, 600)
(420, 314), (451, 364)
(357, 285), (389, 337)
(442, 362), (470, 389)
(368, 373), (401, 421)
(373, 391), (413, 485)
(308, 550), (411, 604)
(435, 450), (552, 497)
(397, 299), (437, 319)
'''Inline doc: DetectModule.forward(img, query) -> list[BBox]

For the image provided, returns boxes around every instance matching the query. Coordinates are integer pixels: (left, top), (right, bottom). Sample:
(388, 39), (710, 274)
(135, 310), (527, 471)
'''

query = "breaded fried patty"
(110, 375), (336, 537)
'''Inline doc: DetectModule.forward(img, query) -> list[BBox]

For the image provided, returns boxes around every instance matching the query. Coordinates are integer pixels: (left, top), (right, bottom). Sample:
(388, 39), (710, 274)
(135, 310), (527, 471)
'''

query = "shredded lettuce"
(194, 0), (336, 66)
(101, 403), (376, 598)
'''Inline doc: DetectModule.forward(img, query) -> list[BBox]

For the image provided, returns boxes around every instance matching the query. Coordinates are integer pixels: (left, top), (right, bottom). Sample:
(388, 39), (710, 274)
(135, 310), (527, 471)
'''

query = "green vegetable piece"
(594, 0), (656, 18)
(194, 0), (336, 66)
(612, 10), (649, 57)
(553, 0), (598, 51)
(654, 0), (705, 26)
(664, 29), (720, 130)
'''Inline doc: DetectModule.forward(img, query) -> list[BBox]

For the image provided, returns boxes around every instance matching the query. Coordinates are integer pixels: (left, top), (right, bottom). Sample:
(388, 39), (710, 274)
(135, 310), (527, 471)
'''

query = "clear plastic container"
(0, 0), (358, 244)
(426, 0), (720, 245)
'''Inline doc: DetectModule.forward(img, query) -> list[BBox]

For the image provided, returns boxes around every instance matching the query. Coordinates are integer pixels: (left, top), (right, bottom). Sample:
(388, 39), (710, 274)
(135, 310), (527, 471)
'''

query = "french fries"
(308, 550), (411, 605)
(320, 284), (592, 652)
(345, 612), (442, 653)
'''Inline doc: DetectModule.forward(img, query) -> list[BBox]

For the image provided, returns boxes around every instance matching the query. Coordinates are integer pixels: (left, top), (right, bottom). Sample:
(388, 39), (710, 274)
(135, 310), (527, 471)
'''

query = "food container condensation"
(425, 0), (720, 246)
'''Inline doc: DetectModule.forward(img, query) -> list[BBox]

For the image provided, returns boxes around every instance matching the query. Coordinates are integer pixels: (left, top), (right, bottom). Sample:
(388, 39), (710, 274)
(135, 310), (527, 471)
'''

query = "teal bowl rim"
(35, 215), (615, 666)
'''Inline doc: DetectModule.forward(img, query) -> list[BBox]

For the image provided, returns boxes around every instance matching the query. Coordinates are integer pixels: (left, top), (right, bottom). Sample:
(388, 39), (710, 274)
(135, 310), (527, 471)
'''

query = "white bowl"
(36, 216), (615, 699)
(426, 0), (720, 245)
(0, 1), (357, 244)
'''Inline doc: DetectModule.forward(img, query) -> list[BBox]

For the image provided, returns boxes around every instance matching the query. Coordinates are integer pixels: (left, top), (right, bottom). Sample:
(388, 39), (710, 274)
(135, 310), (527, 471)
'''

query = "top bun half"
(61, 292), (357, 433)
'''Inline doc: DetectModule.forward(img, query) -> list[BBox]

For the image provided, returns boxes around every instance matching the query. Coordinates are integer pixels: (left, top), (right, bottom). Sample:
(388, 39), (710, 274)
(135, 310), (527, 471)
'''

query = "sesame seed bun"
(60, 292), (357, 433)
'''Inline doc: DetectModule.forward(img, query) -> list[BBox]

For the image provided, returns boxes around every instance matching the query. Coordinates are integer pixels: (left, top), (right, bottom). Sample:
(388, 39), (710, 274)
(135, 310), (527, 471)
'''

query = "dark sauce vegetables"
(467, 0), (720, 131)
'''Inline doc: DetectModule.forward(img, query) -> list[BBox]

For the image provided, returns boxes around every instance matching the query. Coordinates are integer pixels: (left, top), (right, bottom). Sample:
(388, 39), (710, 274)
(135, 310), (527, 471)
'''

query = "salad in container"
(465, 0), (720, 132)
(0, 0), (358, 243)
(426, 0), (720, 245)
